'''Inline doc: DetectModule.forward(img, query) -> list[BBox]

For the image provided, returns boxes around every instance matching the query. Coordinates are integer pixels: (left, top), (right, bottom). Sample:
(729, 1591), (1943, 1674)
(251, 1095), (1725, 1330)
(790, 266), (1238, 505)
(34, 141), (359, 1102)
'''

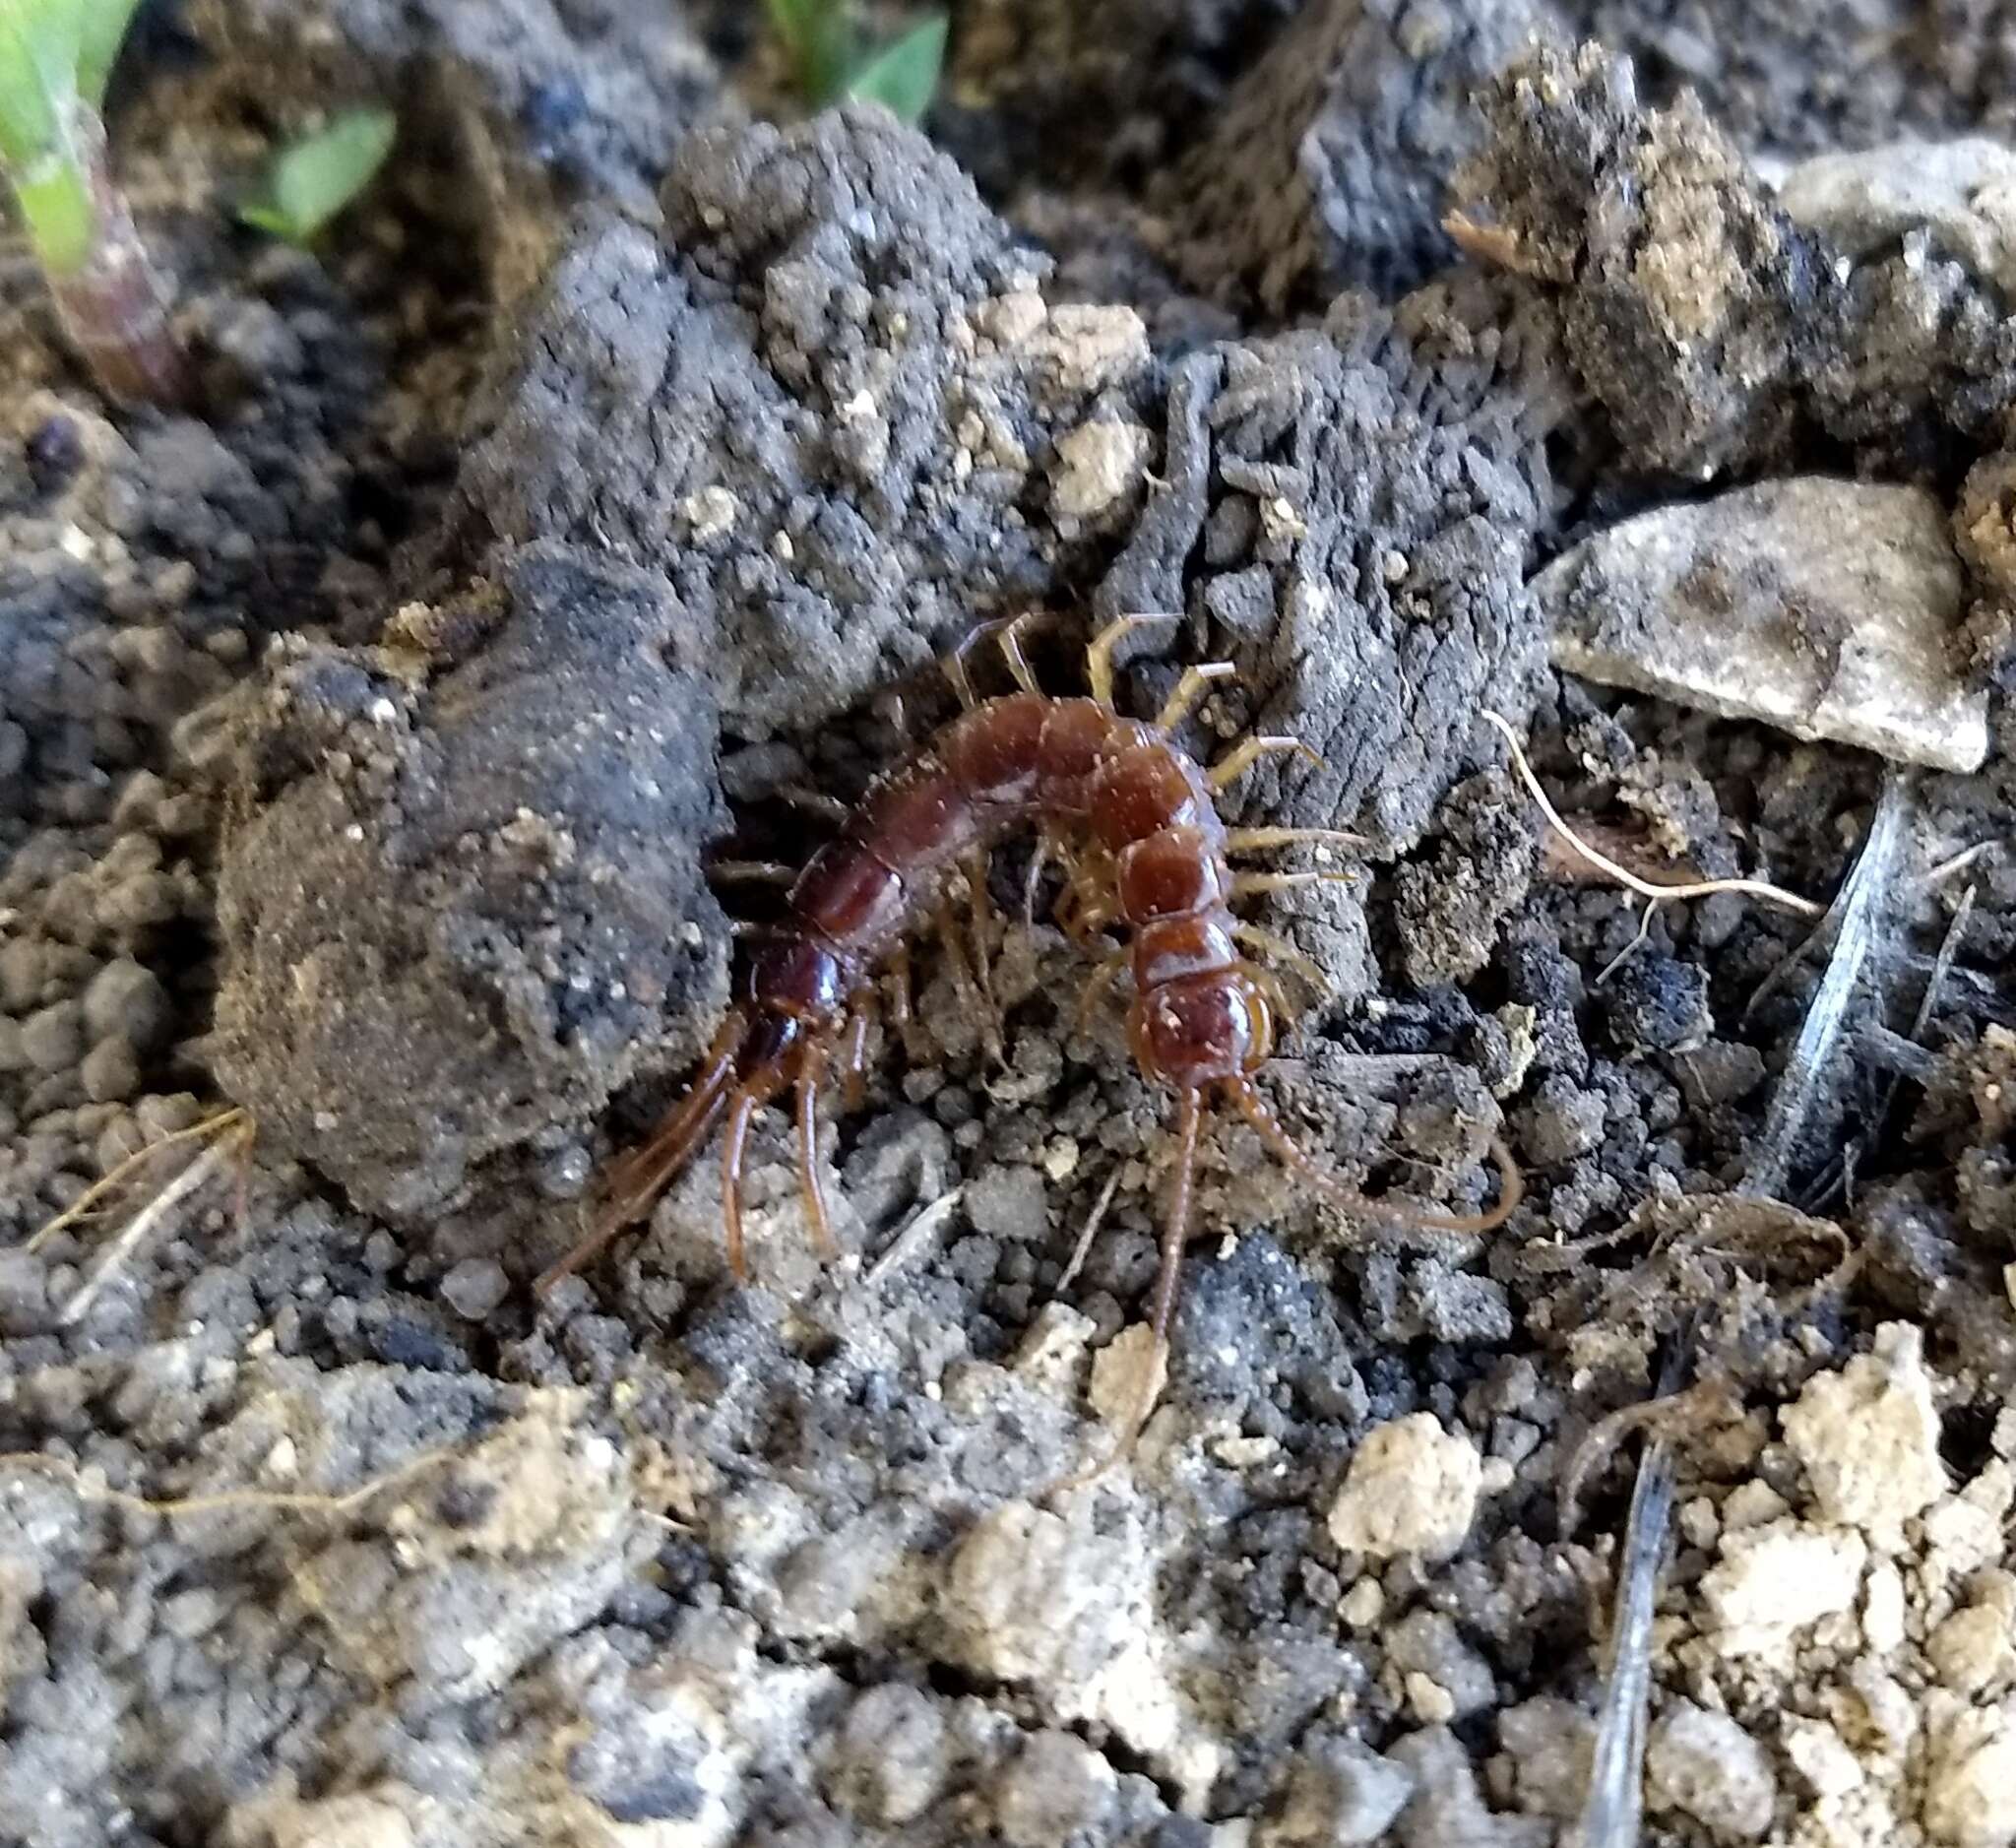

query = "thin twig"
(865, 1187), (963, 1287)
(1481, 712), (1822, 919)
(1743, 774), (1911, 1201)
(0, 1444), (460, 1521)
(1053, 1166), (1123, 1297)
(60, 1122), (254, 1324)
(25, 1108), (248, 1254)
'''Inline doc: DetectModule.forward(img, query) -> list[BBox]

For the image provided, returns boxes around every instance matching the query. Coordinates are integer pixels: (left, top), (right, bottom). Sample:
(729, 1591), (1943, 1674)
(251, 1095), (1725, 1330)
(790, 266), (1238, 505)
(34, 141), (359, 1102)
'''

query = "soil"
(3, 5), (2016, 1848)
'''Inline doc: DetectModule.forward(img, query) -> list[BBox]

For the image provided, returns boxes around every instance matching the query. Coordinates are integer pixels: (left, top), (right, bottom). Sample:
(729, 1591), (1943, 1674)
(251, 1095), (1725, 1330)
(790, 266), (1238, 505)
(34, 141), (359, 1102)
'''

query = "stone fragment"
(1645, 1700), (1777, 1840)
(1699, 1519), (1867, 1656)
(1049, 421), (1149, 520)
(1535, 479), (1986, 772)
(1781, 1322), (1947, 1550)
(1923, 1706), (2016, 1848)
(1927, 1573), (2016, 1695)
(993, 1731), (1116, 1847)
(1261, 1734), (1417, 1847)
(1327, 1414), (1481, 1561)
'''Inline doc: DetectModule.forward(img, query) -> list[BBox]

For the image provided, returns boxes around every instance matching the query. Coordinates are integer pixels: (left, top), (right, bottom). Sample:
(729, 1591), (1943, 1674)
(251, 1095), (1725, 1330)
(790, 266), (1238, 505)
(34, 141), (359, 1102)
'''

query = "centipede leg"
(1086, 611), (1177, 709)
(944, 618), (1014, 709)
(936, 893), (1003, 1060)
(794, 1036), (840, 1260)
(886, 945), (920, 1059)
(536, 1011), (748, 1298)
(964, 850), (998, 1007)
(721, 1087), (761, 1282)
(1230, 869), (1358, 898)
(1226, 826), (1369, 854)
(1072, 945), (1130, 1035)
(1154, 661), (1238, 733)
(1208, 733), (1327, 792)
(710, 860), (797, 886)
(839, 997), (873, 1112)
(998, 612), (1053, 693)
(1023, 831), (1051, 931)
(1231, 922), (1332, 996)
(778, 786), (853, 827)
(1224, 1076), (1523, 1237)
(1053, 1086), (1202, 1494)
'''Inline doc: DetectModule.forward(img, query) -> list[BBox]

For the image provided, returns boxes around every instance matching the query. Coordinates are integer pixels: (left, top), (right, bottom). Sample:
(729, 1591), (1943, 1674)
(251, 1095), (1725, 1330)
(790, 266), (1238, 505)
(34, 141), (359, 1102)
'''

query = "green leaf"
(240, 106), (396, 246)
(841, 13), (945, 124)
(0, 0), (82, 166)
(72, 0), (141, 107)
(765, 0), (853, 105)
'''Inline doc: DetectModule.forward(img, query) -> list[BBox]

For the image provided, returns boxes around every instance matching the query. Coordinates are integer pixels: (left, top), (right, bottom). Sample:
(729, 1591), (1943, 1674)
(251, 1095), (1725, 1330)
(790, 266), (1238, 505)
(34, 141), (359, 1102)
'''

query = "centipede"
(535, 613), (1522, 1437)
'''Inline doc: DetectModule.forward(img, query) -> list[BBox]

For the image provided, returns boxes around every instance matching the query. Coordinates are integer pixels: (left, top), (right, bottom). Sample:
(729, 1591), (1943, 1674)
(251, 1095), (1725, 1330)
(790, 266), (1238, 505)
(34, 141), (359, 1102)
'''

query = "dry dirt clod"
(1780, 1321), (1948, 1552)
(1327, 1412), (1483, 1561)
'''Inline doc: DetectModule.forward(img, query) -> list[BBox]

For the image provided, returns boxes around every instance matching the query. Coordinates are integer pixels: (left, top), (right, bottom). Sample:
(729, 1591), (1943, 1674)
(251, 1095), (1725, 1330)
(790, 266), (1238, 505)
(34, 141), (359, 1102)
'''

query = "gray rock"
(1385, 1611), (1497, 1720)
(1779, 138), (2016, 295)
(824, 1684), (950, 1827)
(1537, 478), (1985, 772)
(1495, 1696), (1596, 1820)
(1388, 1726), (1551, 1848)
(1262, 1734), (1417, 1846)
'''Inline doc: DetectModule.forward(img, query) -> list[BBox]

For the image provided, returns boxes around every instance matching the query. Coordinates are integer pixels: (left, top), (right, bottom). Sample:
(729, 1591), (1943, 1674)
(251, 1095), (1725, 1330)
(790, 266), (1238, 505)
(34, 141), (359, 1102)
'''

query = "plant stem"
(15, 106), (189, 407)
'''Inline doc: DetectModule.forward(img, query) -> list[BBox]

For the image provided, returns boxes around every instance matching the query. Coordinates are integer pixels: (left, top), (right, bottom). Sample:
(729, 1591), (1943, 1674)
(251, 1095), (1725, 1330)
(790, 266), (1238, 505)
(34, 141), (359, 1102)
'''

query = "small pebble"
(21, 1000), (83, 1072)
(439, 1258), (510, 1320)
(82, 957), (171, 1051)
(80, 1036), (141, 1103)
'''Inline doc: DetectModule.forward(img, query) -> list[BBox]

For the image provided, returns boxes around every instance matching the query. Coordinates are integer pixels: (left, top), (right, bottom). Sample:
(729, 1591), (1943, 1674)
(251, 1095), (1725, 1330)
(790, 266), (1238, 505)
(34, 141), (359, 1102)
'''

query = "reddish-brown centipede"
(536, 614), (1521, 1409)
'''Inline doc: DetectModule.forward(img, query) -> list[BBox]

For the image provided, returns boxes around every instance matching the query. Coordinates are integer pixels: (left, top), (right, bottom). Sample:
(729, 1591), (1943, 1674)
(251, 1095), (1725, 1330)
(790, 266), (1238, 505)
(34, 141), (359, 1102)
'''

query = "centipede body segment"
(535, 614), (1521, 1449)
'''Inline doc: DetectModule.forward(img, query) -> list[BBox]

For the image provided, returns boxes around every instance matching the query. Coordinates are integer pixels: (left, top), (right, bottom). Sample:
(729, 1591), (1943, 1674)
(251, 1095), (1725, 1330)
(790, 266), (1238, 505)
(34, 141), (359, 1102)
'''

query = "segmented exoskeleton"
(536, 615), (1520, 1426)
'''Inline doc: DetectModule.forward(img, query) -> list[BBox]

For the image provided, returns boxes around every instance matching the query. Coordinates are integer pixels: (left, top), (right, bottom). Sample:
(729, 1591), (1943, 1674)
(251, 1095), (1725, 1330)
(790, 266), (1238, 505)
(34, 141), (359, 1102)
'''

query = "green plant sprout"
(765, 0), (947, 124)
(238, 106), (396, 248)
(0, 0), (188, 404)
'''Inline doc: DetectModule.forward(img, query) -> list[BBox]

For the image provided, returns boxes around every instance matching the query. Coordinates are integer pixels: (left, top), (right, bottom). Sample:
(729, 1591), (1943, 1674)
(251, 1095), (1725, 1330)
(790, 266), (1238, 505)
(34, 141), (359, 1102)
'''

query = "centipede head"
(1127, 967), (1274, 1089)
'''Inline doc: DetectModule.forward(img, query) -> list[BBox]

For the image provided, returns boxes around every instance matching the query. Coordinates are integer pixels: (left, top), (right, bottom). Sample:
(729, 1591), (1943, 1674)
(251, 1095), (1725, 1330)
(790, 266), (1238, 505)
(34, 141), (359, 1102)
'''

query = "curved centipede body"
(535, 614), (1521, 1452)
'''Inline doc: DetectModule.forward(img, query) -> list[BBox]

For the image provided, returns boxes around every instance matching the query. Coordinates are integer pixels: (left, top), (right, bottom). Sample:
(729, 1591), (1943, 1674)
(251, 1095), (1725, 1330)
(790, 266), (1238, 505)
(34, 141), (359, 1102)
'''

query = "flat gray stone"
(1779, 138), (2016, 296)
(1535, 478), (1986, 772)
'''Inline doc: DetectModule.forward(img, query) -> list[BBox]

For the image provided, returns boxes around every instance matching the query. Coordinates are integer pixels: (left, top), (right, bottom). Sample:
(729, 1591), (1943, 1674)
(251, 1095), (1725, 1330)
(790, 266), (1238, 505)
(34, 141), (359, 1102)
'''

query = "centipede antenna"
(709, 860), (797, 886)
(1223, 1079), (1523, 1237)
(1155, 661), (1239, 733)
(535, 1013), (749, 1297)
(794, 1037), (839, 1259)
(1225, 826), (1369, 855)
(1052, 1087), (1200, 1496)
(1085, 611), (1177, 709)
(720, 1088), (760, 1282)
(1208, 734), (1327, 792)
(1150, 1086), (1202, 1345)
